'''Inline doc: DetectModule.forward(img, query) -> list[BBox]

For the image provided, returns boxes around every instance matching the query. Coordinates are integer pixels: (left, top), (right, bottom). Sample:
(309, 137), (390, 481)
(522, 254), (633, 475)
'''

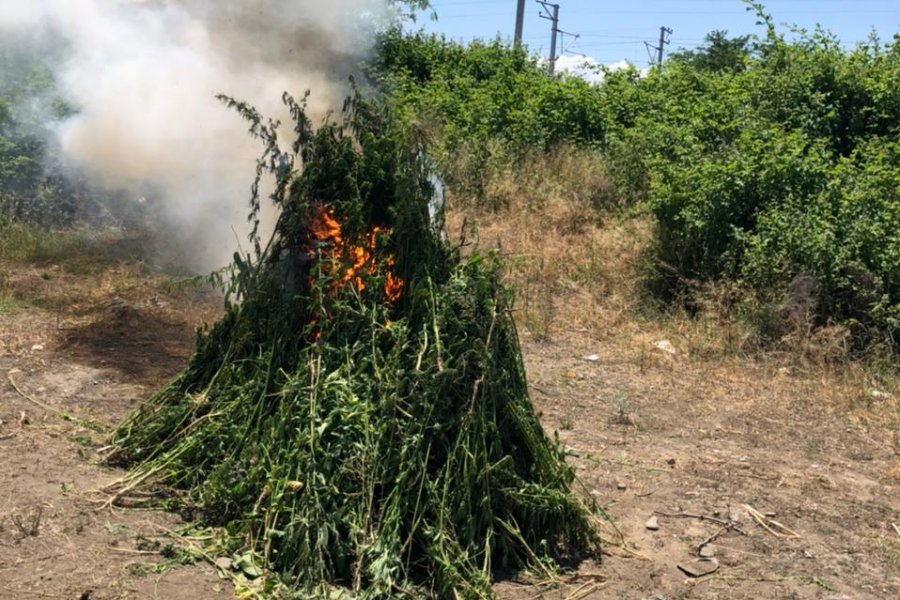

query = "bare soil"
(1, 250), (898, 600)
(1, 260), (227, 600)
(502, 333), (899, 600)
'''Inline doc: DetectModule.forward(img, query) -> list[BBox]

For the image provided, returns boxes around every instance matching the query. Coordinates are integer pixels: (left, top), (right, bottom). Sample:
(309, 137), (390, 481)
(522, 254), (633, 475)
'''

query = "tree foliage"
(604, 11), (900, 349)
(670, 30), (752, 73)
(374, 30), (607, 152)
(0, 34), (83, 227)
(377, 10), (899, 350)
(0, 31), (145, 229)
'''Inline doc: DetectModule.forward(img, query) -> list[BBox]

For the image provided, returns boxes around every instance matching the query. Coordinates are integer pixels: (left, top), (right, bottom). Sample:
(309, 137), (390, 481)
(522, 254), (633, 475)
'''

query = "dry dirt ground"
(1, 247), (898, 600)
(0, 255), (229, 600)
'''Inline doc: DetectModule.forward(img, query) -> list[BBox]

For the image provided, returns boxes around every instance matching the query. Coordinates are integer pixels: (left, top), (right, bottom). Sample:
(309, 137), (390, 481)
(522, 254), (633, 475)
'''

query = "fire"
(312, 209), (343, 246)
(309, 206), (404, 303)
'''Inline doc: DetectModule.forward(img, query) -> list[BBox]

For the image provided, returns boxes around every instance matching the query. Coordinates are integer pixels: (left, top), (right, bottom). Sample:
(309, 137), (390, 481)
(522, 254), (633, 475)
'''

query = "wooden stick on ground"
(654, 511), (747, 535)
(744, 504), (801, 539)
(564, 581), (608, 600)
(697, 526), (728, 556)
(8, 370), (107, 433)
(7, 370), (67, 419)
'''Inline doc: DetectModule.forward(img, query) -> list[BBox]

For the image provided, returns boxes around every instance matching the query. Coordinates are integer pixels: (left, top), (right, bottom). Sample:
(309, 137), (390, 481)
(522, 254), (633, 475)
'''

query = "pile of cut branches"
(108, 92), (599, 598)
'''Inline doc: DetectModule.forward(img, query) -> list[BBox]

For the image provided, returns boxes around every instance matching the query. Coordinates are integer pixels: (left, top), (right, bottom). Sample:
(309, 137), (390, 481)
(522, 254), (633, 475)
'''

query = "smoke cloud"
(0, 0), (394, 270)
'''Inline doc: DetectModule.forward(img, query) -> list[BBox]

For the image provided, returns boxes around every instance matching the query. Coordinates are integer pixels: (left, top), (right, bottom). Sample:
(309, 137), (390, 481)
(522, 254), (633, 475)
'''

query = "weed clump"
(108, 93), (599, 598)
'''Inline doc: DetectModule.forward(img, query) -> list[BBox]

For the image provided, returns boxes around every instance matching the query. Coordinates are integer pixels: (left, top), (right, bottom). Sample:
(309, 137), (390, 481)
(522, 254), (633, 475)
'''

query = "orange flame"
(309, 207), (404, 303)
(312, 210), (343, 245)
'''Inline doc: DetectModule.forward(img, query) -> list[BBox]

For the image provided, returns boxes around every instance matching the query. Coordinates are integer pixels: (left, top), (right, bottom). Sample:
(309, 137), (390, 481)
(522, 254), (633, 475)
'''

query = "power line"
(558, 29), (581, 57)
(436, 13), (513, 19)
(562, 8), (900, 15)
(426, 1), (896, 67)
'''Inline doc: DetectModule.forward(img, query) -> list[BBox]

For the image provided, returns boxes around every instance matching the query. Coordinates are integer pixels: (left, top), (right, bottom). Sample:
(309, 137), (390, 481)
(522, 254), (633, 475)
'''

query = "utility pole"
(537, 1), (560, 74)
(657, 26), (672, 66)
(515, 0), (526, 47)
(645, 26), (673, 67)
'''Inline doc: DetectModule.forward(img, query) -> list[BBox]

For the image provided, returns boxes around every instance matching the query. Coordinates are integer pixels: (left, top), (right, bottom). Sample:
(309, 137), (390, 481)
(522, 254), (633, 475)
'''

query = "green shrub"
(0, 213), (38, 261)
(742, 137), (900, 344)
(372, 14), (899, 351)
(373, 29), (609, 192)
(0, 31), (99, 229)
(597, 11), (900, 350)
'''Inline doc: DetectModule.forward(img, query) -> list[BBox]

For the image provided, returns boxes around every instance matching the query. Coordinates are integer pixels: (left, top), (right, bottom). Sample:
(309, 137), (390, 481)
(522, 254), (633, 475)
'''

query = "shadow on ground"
(59, 301), (199, 383)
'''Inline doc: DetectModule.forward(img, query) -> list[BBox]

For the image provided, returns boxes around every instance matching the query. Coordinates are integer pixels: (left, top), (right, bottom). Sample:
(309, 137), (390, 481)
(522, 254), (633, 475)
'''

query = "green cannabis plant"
(108, 91), (600, 598)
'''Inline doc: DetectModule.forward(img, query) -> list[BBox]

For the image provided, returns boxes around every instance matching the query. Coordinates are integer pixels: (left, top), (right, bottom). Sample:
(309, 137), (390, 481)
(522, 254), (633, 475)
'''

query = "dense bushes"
(373, 30), (612, 206)
(378, 11), (899, 350)
(0, 33), (139, 229)
(741, 137), (900, 342)
(607, 17), (900, 348)
(0, 34), (77, 227)
(374, 30), (607, 151)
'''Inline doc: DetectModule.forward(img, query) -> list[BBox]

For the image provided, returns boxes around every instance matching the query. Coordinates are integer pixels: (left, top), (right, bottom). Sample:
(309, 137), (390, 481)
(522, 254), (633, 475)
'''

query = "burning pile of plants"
(107, 92), (599, 598)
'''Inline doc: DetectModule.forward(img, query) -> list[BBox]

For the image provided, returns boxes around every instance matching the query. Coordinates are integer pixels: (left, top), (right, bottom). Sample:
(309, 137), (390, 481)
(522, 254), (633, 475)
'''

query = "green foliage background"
(376, 6), (900, 351)
(375, 30), (607, 151)
(0, 31), (84, 227)
(1, 1), (897, 349)
(614, 13), (900, 349)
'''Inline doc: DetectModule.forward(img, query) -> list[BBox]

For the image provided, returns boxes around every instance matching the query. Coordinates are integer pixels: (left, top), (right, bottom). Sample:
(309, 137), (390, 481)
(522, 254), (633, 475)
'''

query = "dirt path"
(1, 260), (898, 599)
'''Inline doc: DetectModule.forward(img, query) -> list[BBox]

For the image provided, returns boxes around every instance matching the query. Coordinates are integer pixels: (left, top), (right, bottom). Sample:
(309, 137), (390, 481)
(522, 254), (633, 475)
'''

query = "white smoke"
(0, 0), (394, 269)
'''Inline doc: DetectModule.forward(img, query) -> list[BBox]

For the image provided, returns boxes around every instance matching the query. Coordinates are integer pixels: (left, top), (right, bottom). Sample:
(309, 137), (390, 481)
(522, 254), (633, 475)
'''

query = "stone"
(654, 340), (677, 355)
(677, 557), (719, 578)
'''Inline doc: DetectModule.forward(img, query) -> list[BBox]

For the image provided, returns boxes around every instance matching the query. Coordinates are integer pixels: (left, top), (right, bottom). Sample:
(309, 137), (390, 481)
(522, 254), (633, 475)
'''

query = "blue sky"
(412, 1), (900, 67)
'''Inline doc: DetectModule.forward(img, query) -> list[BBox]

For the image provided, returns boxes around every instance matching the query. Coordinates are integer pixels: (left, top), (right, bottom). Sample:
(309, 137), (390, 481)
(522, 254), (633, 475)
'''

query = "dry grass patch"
(444, 143), (648, 341)
(444, 144), (899, 429)
(447, 203), (649, 341)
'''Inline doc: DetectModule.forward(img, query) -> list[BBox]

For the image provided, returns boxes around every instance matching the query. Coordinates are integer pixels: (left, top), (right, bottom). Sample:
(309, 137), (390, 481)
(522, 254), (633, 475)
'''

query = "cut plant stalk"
(107, 91), (601, 598)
